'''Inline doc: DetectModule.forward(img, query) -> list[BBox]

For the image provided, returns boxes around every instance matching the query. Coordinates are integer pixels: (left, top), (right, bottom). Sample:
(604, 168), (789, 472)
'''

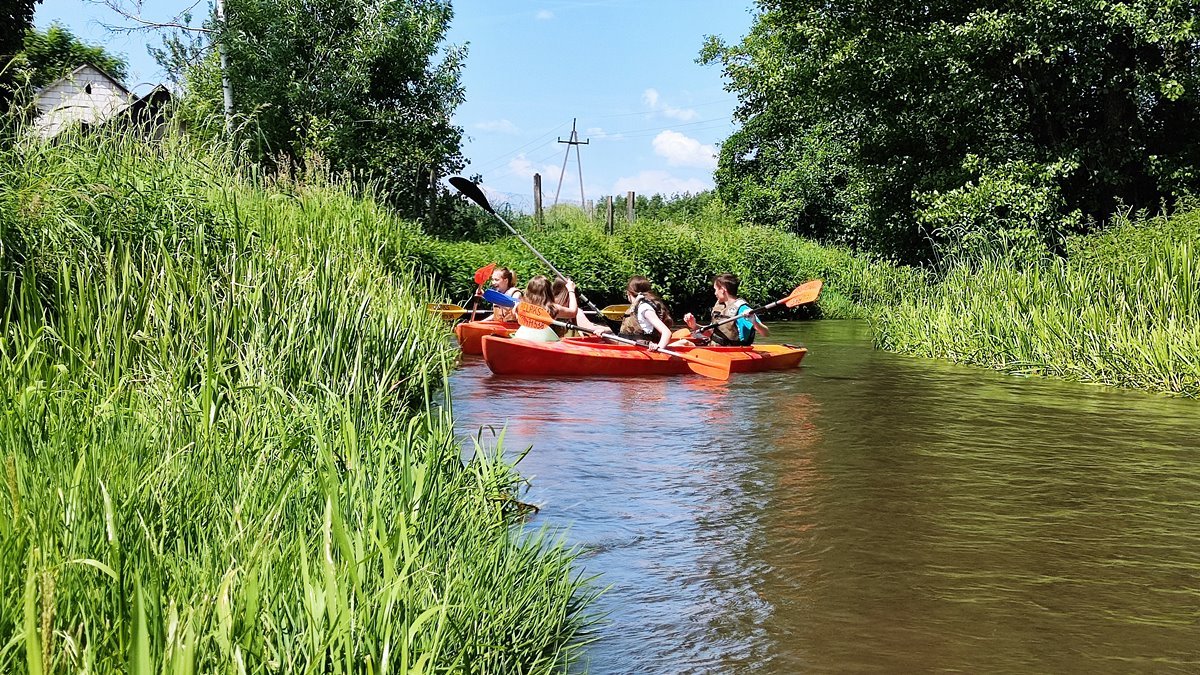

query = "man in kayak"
(682, 273), (769, 346)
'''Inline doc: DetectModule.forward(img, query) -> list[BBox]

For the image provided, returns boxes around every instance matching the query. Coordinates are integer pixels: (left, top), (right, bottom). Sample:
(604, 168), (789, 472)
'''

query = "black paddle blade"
(449, 176), (496, 215)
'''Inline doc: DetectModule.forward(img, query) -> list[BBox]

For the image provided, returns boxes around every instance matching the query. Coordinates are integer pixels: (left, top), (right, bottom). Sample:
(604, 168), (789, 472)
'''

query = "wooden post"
(626, 191), (635, 222)
(605, 196), (614, 235)
(533, 173), (543, 227)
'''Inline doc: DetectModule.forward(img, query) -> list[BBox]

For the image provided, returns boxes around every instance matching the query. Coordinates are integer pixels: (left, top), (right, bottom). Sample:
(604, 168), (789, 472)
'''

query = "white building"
(31, 63), (141, 139)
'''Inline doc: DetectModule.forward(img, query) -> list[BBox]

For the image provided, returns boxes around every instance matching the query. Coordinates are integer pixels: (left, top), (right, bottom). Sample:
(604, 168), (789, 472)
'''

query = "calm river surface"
(449, 321), (1200, 674)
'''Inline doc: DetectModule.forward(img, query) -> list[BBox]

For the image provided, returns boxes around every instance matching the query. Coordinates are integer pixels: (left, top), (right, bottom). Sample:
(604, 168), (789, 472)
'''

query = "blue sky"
(35, 1), (756, 209)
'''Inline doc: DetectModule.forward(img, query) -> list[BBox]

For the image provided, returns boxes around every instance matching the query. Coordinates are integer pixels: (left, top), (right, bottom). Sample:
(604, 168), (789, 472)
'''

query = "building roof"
(34, 62), (132, 97)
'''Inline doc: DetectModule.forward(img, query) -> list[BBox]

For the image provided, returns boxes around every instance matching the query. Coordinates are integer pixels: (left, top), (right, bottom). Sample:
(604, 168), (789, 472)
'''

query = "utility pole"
(553, 118), (589, 207)
(216, 0), (234, 131)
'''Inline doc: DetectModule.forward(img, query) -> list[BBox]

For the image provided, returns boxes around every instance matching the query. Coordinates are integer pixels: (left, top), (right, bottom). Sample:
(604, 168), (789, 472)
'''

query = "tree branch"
(94, 0), (214, 34)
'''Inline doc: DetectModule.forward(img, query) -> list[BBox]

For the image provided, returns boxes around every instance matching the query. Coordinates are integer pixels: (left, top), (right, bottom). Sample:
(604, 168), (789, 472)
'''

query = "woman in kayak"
(552, 277), (613, 335)
(683, 273), (769, 346)
(618, 276), (673, 351)
(478, 266), (521, 321)
(513, 275), (574, 342)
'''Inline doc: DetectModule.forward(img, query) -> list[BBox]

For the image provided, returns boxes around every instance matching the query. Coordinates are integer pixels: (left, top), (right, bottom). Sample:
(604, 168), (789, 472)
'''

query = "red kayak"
(454, 320), (518, 355)
(481, 335), (806, 377)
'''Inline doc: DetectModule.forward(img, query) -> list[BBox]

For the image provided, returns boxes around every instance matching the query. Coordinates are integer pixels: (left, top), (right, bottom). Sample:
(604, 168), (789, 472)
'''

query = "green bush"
(419, 211), (926, 320)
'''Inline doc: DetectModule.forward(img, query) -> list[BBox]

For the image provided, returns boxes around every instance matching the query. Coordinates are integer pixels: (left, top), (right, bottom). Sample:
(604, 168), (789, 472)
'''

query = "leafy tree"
(701, 1), (1200, 262)
(1, 0), (43, 112)
(183, 0), (467, 219)
(17, 23), (129, 89)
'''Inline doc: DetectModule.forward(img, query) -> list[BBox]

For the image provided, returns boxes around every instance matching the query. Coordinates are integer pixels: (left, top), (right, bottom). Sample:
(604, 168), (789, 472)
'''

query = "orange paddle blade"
(673, 347), (731, 381)
(783, 279), (823, 308)
(514, 302), (554, 330)
(474, 262), (497, 286)
(670, 327), (694, 340)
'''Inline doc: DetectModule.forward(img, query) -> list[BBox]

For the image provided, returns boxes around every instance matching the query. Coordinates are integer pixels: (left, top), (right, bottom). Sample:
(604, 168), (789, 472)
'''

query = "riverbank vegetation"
(875, 208), (1200, 397)
(419, 203), (926, 320)
(694, 0), (1200, 398)
(0, 129), (593, 672)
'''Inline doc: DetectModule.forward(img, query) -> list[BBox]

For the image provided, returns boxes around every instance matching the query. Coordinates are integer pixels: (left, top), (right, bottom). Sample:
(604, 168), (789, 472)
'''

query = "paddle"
(673, 279), (824, 340)
(428, 303), (468, 321)
(598, 304), (630, 321)
(468, 262), (497, 321)
(449, 176), (605, 317)
(426, 263), (499, 322)
(486, 290), (732, 381)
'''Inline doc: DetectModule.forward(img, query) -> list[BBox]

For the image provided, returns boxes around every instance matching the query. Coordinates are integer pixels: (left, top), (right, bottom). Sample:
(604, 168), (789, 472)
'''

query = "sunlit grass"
(0, 125), (594, 672)
(875, 211), (1200, 397)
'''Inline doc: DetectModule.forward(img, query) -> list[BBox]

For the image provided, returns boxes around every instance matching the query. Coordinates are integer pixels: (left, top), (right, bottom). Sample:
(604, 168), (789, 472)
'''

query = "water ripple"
(451, 321), (1200, 673)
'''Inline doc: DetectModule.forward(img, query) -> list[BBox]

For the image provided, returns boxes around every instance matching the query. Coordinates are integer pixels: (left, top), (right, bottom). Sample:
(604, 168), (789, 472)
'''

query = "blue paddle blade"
(483, 288), (516, 307)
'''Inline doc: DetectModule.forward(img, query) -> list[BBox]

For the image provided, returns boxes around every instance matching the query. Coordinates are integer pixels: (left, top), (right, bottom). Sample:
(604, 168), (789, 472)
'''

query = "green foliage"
(875, 206), (1200, 397)
(14, 23), (130, 89)
(702, 1), (1200, 262)
(0, 1), (43, 109)
(916, 155), (1084, 265)
(181, 0), (466, 219)
(0, 124), (593, 671)
(1, 1), (41, 54)
(419, 210), (926, 320)
(606, 190), (721, 223)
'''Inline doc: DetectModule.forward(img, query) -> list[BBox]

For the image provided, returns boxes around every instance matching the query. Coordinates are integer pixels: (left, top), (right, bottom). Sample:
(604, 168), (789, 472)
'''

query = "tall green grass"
(875, 209), (1200, 397)
(0, 127), (594, 672)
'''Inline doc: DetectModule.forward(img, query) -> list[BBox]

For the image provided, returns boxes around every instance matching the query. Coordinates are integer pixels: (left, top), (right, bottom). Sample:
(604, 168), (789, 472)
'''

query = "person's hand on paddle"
(684, 312), (698, 330)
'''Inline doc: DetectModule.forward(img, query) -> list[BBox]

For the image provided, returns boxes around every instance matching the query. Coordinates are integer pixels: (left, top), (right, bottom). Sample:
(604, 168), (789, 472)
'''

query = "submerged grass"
(0, 127), (594, 672)
(875, 209), (1200, 397)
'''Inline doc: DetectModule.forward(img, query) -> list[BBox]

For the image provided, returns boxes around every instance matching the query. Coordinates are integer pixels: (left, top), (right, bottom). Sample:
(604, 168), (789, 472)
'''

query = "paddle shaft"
(450, 176), (603, 316)
(698, 299), (780, 332)
(552, 318), (704, 362)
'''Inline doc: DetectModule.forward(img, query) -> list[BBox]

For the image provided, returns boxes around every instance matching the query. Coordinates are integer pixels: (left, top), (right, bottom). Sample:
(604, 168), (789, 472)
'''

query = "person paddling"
(512, 275), (573, 342)
(618, 276), (673, 351)
(552, 277), (613, 335)
(477, 266), (522, 322)
(683, 273), (769, 346)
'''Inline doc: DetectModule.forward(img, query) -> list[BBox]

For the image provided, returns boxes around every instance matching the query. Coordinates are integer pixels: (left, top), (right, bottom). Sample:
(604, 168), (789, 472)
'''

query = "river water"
(449, 321), (1200, 674)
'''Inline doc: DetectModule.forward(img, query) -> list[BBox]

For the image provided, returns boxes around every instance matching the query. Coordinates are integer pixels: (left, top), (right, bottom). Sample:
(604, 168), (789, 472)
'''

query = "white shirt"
(636, 301), (658, 333)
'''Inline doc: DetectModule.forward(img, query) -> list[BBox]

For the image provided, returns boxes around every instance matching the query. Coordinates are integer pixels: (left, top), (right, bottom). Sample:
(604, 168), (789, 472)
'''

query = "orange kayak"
(481, 335), (806, 377)
(454, 320), (519, 355)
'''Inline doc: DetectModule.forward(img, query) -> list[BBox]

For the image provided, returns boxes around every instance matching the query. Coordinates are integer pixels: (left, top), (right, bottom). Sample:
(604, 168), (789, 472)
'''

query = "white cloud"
(586, 126), (624, 141)
(506, 154), (560, 182)
(612, 170), (710, 196)
(641, 88), (699, 122)
(475, 119), (519, 134)
(536, 9), (554, 20)
(652, 130), (717, 168)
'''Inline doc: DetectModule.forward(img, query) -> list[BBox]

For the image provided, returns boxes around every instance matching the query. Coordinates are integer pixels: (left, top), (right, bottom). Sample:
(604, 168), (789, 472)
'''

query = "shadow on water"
(450, 321), (1200, 674)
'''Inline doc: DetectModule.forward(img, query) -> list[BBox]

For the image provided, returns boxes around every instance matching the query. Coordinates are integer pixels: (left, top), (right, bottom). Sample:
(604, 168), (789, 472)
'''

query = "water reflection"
(450, 322), (1200, 673)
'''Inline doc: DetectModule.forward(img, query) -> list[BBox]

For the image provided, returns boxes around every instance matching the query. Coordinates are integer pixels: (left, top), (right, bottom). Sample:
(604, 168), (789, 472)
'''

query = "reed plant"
(875, 209), (1200, 397)
(0, 125), (594, 672)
